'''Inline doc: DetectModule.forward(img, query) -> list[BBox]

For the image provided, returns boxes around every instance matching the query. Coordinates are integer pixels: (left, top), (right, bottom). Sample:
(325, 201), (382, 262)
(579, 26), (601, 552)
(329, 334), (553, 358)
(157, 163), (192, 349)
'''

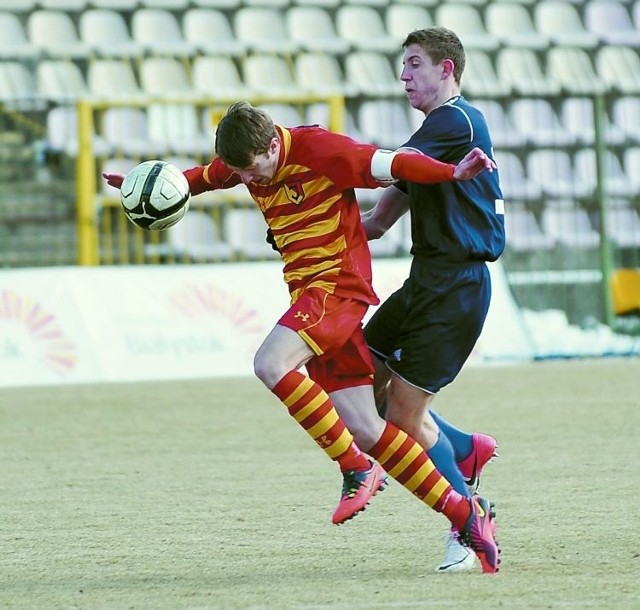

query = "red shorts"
(278, 287), (374, 393)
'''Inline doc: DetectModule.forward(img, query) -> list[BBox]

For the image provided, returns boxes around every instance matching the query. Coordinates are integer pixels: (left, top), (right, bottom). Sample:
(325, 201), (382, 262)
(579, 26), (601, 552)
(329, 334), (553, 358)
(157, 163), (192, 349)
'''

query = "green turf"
(1, 358), (638, 609)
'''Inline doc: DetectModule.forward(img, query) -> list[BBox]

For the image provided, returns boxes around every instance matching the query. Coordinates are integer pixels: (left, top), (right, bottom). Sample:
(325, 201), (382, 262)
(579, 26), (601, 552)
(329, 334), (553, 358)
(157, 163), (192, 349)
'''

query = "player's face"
(400, 44), (451, 115)
(228, 137), (280, 185)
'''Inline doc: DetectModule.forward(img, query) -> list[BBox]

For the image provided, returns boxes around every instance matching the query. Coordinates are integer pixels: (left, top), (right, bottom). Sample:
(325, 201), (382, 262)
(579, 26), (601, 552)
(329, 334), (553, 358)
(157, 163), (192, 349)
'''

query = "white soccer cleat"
(435, 529), (477, 573)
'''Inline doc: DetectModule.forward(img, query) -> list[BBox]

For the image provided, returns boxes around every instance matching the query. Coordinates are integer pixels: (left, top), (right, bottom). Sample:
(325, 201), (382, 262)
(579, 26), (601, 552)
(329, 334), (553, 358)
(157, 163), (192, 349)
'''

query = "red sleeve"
(183, 158), (241, 195)
(391, 152), (455, 184)
(298, 128), (455, 188)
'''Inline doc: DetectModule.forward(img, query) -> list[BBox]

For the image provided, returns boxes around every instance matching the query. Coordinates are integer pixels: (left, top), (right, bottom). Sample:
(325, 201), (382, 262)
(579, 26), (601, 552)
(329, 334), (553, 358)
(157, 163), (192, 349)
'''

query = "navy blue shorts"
(364, 261), (491, 393)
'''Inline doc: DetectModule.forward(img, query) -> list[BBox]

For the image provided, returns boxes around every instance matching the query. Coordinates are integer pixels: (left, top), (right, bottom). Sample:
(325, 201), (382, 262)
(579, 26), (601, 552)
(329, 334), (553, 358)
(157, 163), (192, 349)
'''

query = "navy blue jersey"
(397, 96), (505, 265)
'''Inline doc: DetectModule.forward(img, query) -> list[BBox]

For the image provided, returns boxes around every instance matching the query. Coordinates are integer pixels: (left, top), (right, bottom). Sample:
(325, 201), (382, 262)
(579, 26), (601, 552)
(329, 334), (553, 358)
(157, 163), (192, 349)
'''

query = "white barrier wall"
(0, 260), (534, 388)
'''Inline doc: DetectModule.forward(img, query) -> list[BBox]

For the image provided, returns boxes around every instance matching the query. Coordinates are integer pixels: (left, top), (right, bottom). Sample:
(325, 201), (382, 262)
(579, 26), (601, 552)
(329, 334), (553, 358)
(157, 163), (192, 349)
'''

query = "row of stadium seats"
(4, 44), (640, 111)
(37, 90), (640, 156)
(3, 1), (640, 63)
(5, 0), (629, 12)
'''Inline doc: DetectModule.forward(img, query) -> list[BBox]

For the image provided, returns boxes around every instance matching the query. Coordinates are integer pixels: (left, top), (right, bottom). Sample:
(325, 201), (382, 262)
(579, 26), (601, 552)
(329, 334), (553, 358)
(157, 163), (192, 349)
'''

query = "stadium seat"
(182, 8), (247, 57)
(191, 55), (253, 99)
(46, 105), (109, 157)
(243, 0), (289, 7)
(140, 0), (189, 8)
(505, 205), (556, 252)
(547, 47), (607, 95)
(87, 59), (145, 99)
(79, 9), (142, 58)
(131, 8), (197, 57)
(493, 151), (542, 203)
(0, 61), (41, 109)
(138, 56), (195, 97)
(534, 1), (599, 50)
(234, 7), (298, 55)
(27, 10), (91, 58)
(335, 5), (399, 54)
(508, 98), (575, 147)
(434, 4), (499, 51)
(612, 96), (640, 141)
(585, 0), (640, 47)
(224, 208), (281, 260)
(541, 204), (600, 249)
(485, 2), (550, 50)
(90, 0), (141, 8)
(191, 0), (240, 8)
(167, 210), (233, 262)
(285, 6), (350, 55)
(0, 0), (36, 11)
(574, 148), (638, 198)
(388, 0), (438, 6)
(623, 146), (640, 189)
(0, 11), (39, 59)
(472, 99), (525, 149)
(290, 0), (340, 7)
(385, 5), (433, 44)
(496, 47), (562, 96)
(36, 59), (89, 102)
(102, 107), (162, 156)
(242, 54), (307, 98)
(39, 0), (88, 9)
(343, 0), (388, 7)
(526, 149), (592, 199)
(596, 46), (640, 94)
(256, 102), (304, 126)
(605, 203), (640, 248)
(344, 51), (400, 97)
(610, 268), (640, 315)
(560, 97), (626, 146)
(294, 52), (358, 96)
(461, 49), (511, 98)
(356, 99), (413, 149)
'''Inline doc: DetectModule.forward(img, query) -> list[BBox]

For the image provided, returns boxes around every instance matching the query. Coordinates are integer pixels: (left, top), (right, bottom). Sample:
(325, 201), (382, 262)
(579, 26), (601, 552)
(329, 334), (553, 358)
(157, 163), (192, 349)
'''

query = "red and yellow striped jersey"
(185, 125), (383, 305)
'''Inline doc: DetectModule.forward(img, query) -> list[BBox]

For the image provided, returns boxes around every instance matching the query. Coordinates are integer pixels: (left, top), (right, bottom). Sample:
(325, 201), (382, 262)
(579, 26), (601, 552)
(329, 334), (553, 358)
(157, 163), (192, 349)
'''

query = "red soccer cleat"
(331, 460), (388, 525)
(457, 433), (499, 493)
(458, 496), (501, 574)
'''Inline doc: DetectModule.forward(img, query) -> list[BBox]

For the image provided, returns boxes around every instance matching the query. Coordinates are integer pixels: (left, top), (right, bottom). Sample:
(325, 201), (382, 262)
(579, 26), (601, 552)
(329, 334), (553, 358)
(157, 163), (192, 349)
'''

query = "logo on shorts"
(294, 311), (310, 322)
(392, 348), (402, 361)
(285, 181), (305, 205)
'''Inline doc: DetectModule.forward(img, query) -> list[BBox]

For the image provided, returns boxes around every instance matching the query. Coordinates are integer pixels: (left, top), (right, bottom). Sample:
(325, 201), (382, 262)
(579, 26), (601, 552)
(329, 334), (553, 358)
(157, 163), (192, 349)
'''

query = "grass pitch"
(0, 358), (638, 609)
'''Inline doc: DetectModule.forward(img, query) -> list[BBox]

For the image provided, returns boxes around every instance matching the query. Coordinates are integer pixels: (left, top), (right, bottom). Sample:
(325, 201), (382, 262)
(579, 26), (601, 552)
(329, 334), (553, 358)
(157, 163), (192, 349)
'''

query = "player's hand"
(102, 172), (125, 189)
(453, 147), (496, 181)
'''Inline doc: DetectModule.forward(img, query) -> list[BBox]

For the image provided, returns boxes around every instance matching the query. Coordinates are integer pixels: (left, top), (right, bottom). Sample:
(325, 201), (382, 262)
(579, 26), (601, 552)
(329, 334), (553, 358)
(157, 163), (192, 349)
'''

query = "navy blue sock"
(430, 409), (473, 463)
(427, 430), (470, 498)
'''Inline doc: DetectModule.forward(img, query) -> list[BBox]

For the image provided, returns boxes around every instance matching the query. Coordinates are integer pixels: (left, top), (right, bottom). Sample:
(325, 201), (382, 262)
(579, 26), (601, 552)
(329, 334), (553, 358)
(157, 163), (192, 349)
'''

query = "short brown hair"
(214, 101), (277, 168)
(403, 27), (466, 85)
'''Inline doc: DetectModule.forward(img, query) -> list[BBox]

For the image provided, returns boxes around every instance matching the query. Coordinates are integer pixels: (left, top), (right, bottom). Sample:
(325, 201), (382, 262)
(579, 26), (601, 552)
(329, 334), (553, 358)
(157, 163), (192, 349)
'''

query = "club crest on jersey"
(285, 181), (305, 204)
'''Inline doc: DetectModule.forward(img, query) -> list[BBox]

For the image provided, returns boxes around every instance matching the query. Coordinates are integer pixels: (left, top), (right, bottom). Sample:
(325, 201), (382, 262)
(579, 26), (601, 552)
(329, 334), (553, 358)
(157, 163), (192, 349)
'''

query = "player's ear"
(441, 58), (455, 80)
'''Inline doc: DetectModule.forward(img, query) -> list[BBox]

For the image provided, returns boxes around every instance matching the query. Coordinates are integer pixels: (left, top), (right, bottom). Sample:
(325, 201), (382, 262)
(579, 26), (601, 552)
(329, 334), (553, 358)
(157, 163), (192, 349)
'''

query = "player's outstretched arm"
(378, 146), (495, 185)
(452, 147), (496, 181)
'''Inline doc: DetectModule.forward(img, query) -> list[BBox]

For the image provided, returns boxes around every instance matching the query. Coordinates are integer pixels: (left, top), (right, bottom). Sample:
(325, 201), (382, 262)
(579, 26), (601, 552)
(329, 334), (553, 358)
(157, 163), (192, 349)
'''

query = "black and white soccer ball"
(120, 160), (190, 231)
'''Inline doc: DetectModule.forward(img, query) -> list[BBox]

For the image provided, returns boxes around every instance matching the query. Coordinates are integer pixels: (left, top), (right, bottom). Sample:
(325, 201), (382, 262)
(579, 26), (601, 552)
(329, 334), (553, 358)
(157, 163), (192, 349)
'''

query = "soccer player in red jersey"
(103, 101), (500, 572)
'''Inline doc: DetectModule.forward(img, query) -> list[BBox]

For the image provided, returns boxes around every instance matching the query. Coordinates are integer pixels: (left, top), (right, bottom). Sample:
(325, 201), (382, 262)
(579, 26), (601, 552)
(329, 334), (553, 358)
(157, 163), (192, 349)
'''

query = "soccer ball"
(120, 160), (190, 231)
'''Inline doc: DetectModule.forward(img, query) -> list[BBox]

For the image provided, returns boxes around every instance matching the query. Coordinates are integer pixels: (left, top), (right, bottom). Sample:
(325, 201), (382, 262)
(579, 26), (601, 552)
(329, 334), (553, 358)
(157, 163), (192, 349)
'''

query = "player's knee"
(253, 351), (282, 388)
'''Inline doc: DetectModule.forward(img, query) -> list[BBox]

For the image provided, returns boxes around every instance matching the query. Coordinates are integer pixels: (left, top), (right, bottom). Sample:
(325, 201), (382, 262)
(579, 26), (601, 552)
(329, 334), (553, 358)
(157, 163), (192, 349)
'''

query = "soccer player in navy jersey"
(104, 101), (500, 572)
(361, 27), (506, 572)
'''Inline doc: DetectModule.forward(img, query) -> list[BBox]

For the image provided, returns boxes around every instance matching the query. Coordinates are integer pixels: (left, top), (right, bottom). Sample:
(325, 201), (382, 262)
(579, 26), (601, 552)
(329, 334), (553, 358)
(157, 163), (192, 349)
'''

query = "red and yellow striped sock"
(368, 422), (471, 530)
(272, 370), (371, 473)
